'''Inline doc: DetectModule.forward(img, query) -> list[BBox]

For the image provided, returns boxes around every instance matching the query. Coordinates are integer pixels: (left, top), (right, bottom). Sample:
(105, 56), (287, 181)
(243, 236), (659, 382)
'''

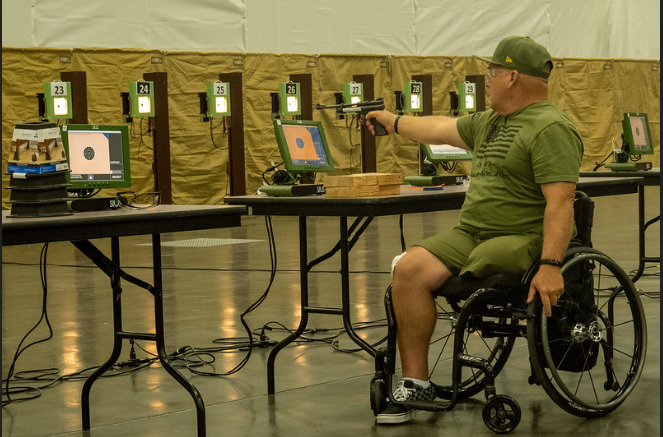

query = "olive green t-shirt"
(456, 100), (583, 235)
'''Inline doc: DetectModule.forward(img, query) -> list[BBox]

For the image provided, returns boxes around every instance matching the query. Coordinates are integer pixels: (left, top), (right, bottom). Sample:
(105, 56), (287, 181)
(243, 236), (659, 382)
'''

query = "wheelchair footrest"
(396, 398), (453, 413)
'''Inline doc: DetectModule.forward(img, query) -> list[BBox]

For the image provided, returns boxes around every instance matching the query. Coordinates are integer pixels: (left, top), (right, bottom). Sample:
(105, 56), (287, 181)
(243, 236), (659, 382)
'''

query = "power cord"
(348, 114), (362, 173)
(2, 243), (54, 406)
(257, 319), (389, 353)
(209, 117), (228, 149)
(3, 215), (398, 392)
(262, 161), (294, 185)
(439, 160), (458, 173)
(592, 151), (614, 171)
(168, 215), (279, 377)
(2, 243), (158, 406)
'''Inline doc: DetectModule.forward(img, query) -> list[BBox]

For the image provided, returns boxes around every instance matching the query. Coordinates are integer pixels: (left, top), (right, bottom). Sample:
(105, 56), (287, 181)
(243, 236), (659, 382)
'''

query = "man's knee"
(391, 247), (428, 280)
(391, 247), (452, 290)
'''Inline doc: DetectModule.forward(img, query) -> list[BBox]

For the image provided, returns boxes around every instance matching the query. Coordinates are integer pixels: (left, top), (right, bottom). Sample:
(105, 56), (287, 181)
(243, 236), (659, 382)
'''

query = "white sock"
(403, 377), (430, 389)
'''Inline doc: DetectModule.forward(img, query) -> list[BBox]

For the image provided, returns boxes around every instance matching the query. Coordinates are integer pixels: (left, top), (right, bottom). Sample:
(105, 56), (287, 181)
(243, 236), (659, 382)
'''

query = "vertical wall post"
(290, 74), (312, 121)
(219, 72), (245, 196)
(143, 72), (172, 204)
(60, 71), (88, 124)
(412, 74), (433, 171)
(353, 74), (376, 173)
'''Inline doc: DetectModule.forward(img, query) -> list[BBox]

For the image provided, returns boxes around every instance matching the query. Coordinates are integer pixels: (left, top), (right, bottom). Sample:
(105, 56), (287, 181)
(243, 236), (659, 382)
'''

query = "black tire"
(482, 395), (521, 433)
(527, 247), (647, 417)
(370, 379), (387, 416)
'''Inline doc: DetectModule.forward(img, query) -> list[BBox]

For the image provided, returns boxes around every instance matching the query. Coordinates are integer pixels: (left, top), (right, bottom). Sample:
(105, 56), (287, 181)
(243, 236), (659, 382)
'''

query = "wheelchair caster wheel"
(482, 395), (521, 433)
(370, 380), (387, 416)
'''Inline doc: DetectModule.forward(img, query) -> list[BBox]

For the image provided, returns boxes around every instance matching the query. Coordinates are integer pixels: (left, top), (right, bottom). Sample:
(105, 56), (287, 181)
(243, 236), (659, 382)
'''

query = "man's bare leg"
(391, 246), (453, 380)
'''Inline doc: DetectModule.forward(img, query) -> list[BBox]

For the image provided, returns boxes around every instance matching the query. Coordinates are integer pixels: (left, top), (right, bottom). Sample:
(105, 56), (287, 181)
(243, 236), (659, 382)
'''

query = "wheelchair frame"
(370, 192), (648, 433)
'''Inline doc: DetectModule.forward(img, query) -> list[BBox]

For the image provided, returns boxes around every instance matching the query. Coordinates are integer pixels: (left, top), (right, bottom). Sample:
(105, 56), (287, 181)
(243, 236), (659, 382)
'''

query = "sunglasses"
(115, 191), (161, 209)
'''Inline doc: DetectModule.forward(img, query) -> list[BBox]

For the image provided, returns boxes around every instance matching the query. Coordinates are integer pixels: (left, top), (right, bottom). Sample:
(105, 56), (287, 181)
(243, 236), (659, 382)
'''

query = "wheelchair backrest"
(521, 191), (594, 290)
(572, 191), (594, 248)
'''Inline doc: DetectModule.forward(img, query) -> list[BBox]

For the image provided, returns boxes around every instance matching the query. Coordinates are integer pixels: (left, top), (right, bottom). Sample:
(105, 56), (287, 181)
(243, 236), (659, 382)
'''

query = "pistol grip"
(373, 119), (388, 136)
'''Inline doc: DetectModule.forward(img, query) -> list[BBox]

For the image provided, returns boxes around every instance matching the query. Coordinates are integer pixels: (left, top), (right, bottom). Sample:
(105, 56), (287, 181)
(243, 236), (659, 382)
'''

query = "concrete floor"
(2, 187), (659, 437)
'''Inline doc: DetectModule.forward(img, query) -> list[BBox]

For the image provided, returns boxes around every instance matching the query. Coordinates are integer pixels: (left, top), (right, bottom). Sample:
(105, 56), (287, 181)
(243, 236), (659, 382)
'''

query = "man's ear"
(507, 70), (518, 87)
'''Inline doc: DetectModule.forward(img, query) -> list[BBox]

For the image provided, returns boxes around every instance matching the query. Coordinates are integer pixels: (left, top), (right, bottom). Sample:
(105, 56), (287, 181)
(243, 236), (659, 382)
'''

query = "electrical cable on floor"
(633, 265), (661, 299)
(167, 213), (400, 375)
(2, 243), (54, 406)
(2, 246), (166, 406)
(256, 319), (389, 353)
(3, 216), (281, 385)
(1, 218), (394, 391)
(168, 215), (279, 376)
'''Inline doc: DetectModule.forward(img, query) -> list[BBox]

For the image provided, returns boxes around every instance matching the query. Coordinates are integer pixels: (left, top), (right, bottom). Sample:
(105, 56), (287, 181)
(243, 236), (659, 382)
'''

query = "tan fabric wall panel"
(2, 48), (659, 208)
(549, 59), (616, 170)
(612, 59), (661, 166)
(315, 55), (388, 179)
(243, 53), (310, 191)
(549, 58), (660, 171)
(165, 51), (242, 205)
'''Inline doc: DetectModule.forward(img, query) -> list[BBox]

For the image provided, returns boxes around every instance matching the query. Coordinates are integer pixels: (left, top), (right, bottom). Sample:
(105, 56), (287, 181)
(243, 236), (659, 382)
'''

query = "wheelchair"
(370, 192), (648, 433)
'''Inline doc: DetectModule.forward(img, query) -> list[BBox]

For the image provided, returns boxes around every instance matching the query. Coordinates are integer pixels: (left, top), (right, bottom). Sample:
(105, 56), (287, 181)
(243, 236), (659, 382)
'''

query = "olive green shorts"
(416, 226), (543, 279)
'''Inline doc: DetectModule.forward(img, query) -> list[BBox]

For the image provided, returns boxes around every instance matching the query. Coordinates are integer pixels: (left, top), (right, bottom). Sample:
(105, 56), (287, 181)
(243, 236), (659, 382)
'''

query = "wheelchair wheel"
(370, 379), (387, 416)
(430, 296), (518, 400)
(482, 395), (521, 433)
(527, 247), (647, 417)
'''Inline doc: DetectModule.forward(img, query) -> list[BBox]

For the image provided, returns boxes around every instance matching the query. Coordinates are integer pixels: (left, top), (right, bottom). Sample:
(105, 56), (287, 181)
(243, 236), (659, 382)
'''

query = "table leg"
(339, 216), (377, 357)
(75, 236), (207, 436)
(151, 234), (207, 437)
(81, 237), (124, 430)
(268, 216), (311, 394)
(267, 215), (378, 394)
(631, 185), (660, 283)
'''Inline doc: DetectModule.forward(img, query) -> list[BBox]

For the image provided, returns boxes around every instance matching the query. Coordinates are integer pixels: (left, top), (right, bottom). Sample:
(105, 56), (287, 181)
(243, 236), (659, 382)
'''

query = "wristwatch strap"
(539, 258), (562, 268)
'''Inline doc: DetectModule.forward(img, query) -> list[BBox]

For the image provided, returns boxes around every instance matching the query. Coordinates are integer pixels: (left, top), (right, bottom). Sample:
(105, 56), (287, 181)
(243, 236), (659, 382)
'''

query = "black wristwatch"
(539, 258), (562, 268)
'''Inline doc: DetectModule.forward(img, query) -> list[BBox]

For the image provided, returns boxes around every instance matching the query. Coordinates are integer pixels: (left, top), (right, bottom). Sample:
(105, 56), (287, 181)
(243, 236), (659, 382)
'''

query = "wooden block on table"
(377, 184), (401, 196)
(324, 172), (402, 188)
(323, 173), (403, 198)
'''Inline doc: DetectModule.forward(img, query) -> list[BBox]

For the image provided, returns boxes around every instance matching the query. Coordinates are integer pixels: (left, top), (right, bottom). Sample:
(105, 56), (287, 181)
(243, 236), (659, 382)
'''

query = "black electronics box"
(68, 197), (121, 212)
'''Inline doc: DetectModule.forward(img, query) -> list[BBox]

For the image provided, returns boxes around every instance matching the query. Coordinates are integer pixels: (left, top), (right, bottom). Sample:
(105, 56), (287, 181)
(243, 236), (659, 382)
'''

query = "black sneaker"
(376, 379), (436, 424)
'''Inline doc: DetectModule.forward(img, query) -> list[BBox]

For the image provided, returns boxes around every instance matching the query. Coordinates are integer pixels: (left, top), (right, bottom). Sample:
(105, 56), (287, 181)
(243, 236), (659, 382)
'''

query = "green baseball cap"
(478, 36), (553, 79)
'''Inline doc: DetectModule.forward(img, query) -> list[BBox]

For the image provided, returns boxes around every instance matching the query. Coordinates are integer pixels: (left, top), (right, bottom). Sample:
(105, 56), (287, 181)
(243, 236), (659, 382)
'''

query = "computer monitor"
(420, 143), (473, 162)
(60, 124), (131, 191)
(621, 112), (654, 156)
(273, 119), (335, 173)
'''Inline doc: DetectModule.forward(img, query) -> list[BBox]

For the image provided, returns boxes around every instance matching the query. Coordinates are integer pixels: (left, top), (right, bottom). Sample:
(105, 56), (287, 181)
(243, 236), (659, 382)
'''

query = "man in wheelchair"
(366, 35), (584, 424)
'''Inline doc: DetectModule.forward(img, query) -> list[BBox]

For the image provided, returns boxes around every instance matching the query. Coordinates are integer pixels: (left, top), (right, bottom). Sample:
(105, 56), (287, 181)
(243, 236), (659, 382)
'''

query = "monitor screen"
(60, 124), (131, 190)
(621, 113), (654, 155)
(420, 143), (473, 162)
(273, 119), (335, 173)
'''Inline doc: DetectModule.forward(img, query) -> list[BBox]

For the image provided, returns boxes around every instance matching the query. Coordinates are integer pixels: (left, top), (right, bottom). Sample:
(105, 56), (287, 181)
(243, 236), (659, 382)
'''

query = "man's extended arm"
(527, 181), (577, 316)
(365, 111), (470, 150)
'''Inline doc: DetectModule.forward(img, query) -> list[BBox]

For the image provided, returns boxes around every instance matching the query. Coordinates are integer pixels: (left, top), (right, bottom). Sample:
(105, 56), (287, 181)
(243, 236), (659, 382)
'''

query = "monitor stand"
(605, 162), (652, 172)
(68, 196), (122, 212)
(404, 175), (469, 186)
(259, 184), (326, 197)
